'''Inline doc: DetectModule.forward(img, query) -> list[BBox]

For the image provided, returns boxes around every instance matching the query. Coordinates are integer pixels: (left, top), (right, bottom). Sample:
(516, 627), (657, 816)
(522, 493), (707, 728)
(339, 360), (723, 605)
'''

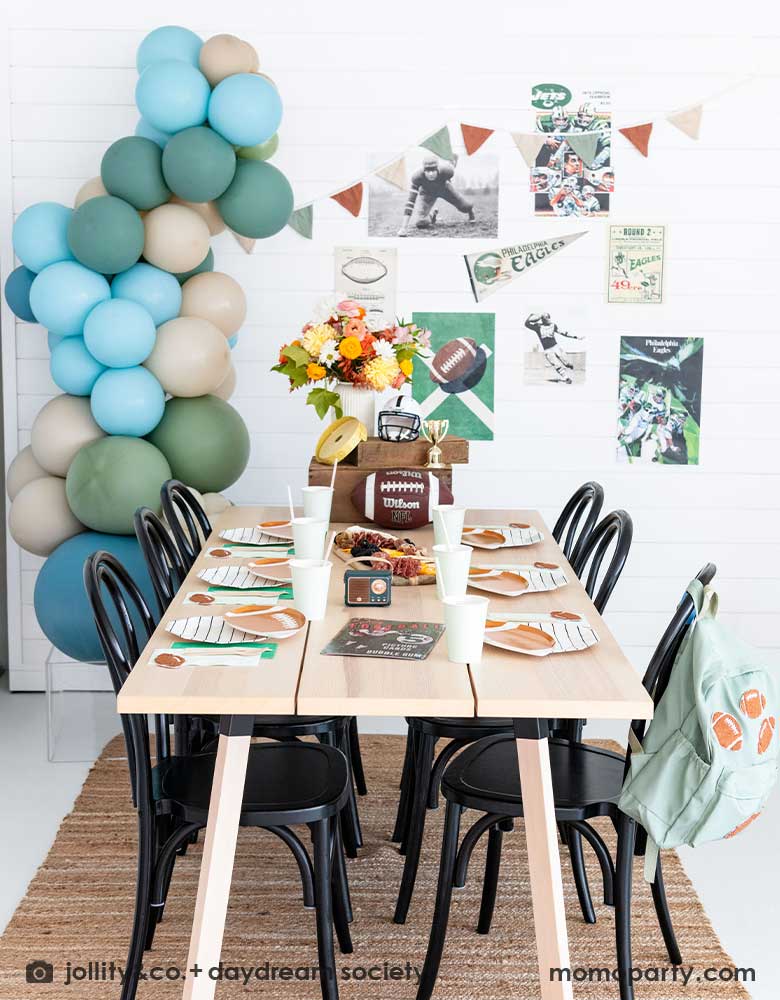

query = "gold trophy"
(421, 419), (449, 469)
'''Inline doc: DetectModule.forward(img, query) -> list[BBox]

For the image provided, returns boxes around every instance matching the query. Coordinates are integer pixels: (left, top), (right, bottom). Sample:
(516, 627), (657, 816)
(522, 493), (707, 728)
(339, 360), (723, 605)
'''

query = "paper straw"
(324, 530), (336, 564)
(287, 485), (295, 522)
(330, 459), (338, 490)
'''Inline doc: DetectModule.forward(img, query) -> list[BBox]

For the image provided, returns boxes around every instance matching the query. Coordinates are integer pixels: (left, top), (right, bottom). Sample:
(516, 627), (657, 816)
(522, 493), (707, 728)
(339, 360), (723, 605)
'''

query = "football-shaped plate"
(254, 519), (294, 540)
(247, 557), (293, 583)
(221, 605), (307, 639)
(483, 612), (599, 657)
(462, 523), (544, 549)
(166, 615), (281, 645)
(198, 564), (291, 590)
(352, 469), (453, 530)
(221, 527), (295, 547)
(468, 562), (568, 597)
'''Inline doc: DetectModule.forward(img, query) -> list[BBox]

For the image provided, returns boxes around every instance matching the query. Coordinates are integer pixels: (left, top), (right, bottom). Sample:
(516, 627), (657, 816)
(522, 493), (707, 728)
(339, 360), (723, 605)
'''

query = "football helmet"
(575, 102), (595, 128)
(551, 107), (569, 128)
(562, 176), (579, 191)
(377, 394), (422, 442)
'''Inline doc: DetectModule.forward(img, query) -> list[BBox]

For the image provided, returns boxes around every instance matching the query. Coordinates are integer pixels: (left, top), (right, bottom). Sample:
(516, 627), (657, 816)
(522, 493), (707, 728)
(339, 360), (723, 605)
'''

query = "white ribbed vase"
(333, 382), (376, 432)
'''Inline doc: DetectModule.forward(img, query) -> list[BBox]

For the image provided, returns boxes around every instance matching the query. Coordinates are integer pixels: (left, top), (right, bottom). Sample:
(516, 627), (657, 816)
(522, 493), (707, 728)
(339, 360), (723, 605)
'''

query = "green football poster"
(411, 311), (495, 440)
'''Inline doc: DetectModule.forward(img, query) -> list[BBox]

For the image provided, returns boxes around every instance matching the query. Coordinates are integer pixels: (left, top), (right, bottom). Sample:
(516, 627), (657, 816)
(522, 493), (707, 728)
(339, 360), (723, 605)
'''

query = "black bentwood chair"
(83, 551), (354, 1000)
(552, 480), (604, 565)
(413, 563), (717, 1000)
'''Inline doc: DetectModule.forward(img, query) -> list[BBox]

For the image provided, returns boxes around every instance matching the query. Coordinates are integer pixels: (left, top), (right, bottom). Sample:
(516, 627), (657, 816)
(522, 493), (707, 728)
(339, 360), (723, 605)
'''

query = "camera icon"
(26, 960), (54, 984)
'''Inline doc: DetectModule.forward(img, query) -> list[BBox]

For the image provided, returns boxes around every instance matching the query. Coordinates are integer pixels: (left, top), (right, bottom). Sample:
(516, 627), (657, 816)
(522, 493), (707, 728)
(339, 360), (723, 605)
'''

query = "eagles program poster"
(617, 336), (704, 465)
(335, 246), (397, 328)
(608, 226), (665, 303)
(530, 82), (613, 218)
(411, 311), (495, 440)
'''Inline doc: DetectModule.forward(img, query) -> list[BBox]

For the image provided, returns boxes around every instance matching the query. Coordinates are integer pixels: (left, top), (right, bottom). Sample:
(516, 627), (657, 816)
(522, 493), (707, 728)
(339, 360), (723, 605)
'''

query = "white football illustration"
(341, 255), (389, 285)
(430, 337), (479, 384)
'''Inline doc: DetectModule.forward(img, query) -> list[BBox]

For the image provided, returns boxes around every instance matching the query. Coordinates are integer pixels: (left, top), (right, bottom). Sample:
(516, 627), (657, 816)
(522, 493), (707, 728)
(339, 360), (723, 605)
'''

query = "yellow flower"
(364, 355), (401, 391)
(307, 363), (326, 381)
(400, 358), (413, 377)
(303, 323), (336, 357)
(339, 336), (362, 360)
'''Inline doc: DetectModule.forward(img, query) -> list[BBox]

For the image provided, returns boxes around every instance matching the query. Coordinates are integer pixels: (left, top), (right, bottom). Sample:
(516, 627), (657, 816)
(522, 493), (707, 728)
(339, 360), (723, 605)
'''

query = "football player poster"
(523, 309), (586, 386)
(530, 81), (612, 218)
(334, 246), (397, 328)
(411, 311), (495, 440)
(617, 336), (704, 465)
(608, 225), (666, 303)
(368, 143), (499, 238)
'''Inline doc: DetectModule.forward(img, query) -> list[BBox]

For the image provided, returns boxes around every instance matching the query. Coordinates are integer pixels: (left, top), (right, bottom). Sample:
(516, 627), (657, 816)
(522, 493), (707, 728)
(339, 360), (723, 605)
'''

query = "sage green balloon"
(67, 196), (145, 275)
(147, 394), (249, 493)
(65, 436), (172, 534)
(216, 160), (293, 239)
(173, 247), (214, 285)
(162, 126), (236, 203)
(236, 133), (279, 162)
(101, 136), (171, 211)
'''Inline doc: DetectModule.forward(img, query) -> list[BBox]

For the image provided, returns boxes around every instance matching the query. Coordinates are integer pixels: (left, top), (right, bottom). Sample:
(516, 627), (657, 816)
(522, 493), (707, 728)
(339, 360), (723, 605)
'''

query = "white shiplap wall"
(2, 2), (780, 706)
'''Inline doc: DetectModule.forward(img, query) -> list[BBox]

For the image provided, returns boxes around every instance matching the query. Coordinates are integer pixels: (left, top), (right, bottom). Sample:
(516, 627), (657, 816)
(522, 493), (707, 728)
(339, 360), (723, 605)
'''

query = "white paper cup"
(292, 517), (327, 560)
(443, 595), (489, 665)
(302, 486), (334, 523)
(433, 504), (466, 546)
(433, 543), (472, 600)
(290, 559), (333, 621)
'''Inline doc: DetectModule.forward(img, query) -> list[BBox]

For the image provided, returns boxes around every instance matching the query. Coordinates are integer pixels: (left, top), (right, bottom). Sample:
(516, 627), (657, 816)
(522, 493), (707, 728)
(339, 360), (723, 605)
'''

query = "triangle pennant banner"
(565, 132), (600, 168)
(666, 104), (703, 140)
(331, 182), (363, 218)
(619, 122), (653, 157)
(374, 156), (407, 191)
(510, 132), (545, 168)
(460, 124), (494, 156)
(288, 204), (313, 239)
(464, 233), (588, 303)
(420, 126), (455, 163)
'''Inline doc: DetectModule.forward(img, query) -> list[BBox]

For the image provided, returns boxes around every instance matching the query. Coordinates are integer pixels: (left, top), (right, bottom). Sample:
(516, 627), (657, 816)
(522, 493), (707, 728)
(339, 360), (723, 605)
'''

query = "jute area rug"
(0, 735), (748, 1000)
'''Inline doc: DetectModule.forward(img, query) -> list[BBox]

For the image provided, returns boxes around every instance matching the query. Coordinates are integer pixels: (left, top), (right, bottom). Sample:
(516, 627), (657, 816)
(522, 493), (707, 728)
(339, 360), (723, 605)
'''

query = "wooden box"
(343, 436), (469, 469)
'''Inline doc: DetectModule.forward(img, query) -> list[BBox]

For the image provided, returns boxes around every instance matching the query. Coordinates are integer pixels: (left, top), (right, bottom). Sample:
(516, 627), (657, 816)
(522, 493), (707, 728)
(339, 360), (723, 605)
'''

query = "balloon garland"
(3, 25), (292, 662)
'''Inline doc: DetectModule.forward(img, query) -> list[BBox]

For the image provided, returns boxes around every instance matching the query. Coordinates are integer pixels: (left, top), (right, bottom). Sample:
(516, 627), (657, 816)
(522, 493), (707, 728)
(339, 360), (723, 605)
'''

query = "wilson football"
(430, 337), (480, 385)
(340, 255), (388, 285)
(351, 469), (454, 529)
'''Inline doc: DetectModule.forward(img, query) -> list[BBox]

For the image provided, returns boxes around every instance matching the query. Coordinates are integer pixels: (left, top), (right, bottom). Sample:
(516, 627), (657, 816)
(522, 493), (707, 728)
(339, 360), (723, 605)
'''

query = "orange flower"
(307, 363), (326, 381)
(343, 318), (366, 339)
(400, 358), (413, 377)
(339, 336), (362, 360)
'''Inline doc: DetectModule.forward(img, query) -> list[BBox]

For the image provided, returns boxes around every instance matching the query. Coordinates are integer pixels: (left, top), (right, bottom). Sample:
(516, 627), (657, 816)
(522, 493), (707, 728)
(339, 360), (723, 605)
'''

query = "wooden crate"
(342, 436), (469, 469)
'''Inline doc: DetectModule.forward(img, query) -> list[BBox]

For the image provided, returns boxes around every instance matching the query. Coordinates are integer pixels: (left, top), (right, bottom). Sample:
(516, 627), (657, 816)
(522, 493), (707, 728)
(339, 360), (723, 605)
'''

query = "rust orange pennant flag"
(619, 122), (653, 157)
(460, 124), (494, 156)
(331, 182), (363, 217)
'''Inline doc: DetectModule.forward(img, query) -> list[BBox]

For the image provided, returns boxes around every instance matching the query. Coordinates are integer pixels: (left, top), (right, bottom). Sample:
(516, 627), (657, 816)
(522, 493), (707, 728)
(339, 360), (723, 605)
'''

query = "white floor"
(1, 682), (777, 998)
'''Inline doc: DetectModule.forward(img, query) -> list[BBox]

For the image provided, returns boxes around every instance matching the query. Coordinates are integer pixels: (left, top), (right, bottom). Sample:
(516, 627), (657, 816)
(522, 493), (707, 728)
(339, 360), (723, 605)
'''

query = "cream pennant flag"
(374, 156), (407, 191)
(230, 230), (255, 254)
(464, 233), (587, 303)
(510, 132), (546, 168)
(666, 104), (703, 140)
(564, 132), (600, 168)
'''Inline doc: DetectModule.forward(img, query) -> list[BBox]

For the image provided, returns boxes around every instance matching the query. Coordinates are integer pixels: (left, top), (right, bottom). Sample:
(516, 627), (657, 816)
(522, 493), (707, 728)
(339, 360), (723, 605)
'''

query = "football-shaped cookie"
(430, 337), (480, 385)
(340, 255), (388, 285)
(352, 469), (453, 529)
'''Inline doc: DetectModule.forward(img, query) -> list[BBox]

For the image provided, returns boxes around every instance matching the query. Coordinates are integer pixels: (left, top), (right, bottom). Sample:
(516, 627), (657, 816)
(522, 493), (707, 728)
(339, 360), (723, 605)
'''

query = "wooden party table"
(117, 505), (652, 1000)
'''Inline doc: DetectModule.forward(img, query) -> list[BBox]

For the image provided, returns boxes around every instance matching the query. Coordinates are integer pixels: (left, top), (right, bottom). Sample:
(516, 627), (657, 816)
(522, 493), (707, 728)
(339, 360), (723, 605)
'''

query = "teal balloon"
(4, 266), (37, 321)
(136, 25), (203, 72)
(135, 60), (210, 135)
(101, 136), (171, 211)
(34, 532), (158, 661)
(48, 332), (64, 352)
(228, 333), (239, 349)
(147, 394), (249, 492)
(90, 367), (165, 437)
(216, 160), (293, 239)
(50, 337), (106, 395)
(83, 299), (156, 368)
(67, 196), (145, 275)
(30, 262), (111, 337)
(111, 262), (181, 326)
(208, 73), (282, 147)
(135, 117), (171, 148)
(162, 126), (236, 202)
(173, 247), (214, 284)
(66, 436), (172, 534)
(12, 202), (74, 273)
(236, 133), (279, 161)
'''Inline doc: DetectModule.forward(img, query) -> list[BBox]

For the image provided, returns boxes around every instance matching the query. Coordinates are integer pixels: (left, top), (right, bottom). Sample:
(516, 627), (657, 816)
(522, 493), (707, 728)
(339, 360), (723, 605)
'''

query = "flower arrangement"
(272, 297), (432, 419)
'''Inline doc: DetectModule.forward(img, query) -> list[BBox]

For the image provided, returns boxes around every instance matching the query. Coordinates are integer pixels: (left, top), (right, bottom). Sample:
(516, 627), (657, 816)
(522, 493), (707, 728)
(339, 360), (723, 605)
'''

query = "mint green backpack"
(619, 577), (779, 881)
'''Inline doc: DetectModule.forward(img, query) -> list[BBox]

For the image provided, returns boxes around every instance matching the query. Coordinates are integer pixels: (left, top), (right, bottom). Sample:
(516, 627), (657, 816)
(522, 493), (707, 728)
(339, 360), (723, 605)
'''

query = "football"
(429, 337), (481, 385)
(340, 255), (388, 285)
(351, 469), (454, 530)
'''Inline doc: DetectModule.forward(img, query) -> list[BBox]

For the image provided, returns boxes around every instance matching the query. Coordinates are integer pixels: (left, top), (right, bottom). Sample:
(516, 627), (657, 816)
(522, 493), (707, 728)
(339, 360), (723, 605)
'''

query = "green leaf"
(307, 388), (342, 420)
(281, 344), (311, 367)
(274, 358), (309, 390)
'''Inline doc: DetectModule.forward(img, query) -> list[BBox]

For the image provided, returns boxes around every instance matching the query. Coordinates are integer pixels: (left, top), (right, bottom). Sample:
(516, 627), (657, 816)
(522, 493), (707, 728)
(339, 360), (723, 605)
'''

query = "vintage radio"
(343, 557), (393, 608)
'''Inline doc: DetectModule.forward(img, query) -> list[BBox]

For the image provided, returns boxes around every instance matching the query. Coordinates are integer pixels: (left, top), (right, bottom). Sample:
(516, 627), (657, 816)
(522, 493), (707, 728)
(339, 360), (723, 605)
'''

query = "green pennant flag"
(565, 132), (600, 168)
(420, 126), (454, 163)
(288, 205), (313, 239)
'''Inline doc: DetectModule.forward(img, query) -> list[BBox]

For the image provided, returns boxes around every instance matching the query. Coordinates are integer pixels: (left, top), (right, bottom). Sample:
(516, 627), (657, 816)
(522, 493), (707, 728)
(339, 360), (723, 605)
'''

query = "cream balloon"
(143, 203), (211, 274)
(169, 196), (226, 236)
(74, 175), (108, 208)
(180, 271), (247, 337)
(144, 316), (230, 397)
(30, 395), (105, 477)
(201, 492), (232, 516)
(7, 445), (48, 501)
(199, 34), (259, 86)
(213, 363), (236, 400)
(9, 476), (84, 556)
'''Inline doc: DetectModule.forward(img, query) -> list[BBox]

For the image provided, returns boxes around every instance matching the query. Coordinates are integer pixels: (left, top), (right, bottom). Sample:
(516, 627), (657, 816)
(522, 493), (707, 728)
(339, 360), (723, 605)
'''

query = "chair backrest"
(134, 506), (187, 618)
(572, 509), (632, 614)
(552, 481), (604, 565)
(160, 479), (212, 570)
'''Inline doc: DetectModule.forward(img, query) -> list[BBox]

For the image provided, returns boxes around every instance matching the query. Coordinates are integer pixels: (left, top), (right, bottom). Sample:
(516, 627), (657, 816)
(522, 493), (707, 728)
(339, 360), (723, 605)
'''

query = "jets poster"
(617, 337), (703, 465)
(608, 226), (665, 303)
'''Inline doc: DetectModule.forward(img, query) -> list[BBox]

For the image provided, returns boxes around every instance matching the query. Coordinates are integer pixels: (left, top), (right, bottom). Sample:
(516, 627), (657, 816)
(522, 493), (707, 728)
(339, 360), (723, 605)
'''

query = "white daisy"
(373, 339), (396, 362)
(310, 295), (341, 325)
(318, 339), (340, 365)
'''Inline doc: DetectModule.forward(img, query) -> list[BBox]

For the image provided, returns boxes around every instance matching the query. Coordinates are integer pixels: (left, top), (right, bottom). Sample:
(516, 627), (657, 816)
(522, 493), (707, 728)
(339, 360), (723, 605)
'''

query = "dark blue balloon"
(4, 265), (37, 322)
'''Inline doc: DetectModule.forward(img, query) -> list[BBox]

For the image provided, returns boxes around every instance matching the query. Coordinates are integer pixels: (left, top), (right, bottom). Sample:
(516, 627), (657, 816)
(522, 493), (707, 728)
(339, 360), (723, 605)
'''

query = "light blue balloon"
(50, 336), (106, 395)
(12, 202), (74, 273)
(48, 332), (64, 353)
(228, 333), (239, 349)
(90, 366), (165, 436)
(136, 25), (202, 72)
(134, 117), (171, 148)
(208, 74), (282, 147)
(135, 60), (210, 135)
(111, 262), (182, 326)
(83, 299), (156, 368)
(30, 261), (111, 337)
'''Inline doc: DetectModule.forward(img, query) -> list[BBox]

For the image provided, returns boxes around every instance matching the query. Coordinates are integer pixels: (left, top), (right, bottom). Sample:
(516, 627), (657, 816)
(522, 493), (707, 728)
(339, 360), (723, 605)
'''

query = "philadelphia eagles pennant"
(464, 232), (586, 302)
